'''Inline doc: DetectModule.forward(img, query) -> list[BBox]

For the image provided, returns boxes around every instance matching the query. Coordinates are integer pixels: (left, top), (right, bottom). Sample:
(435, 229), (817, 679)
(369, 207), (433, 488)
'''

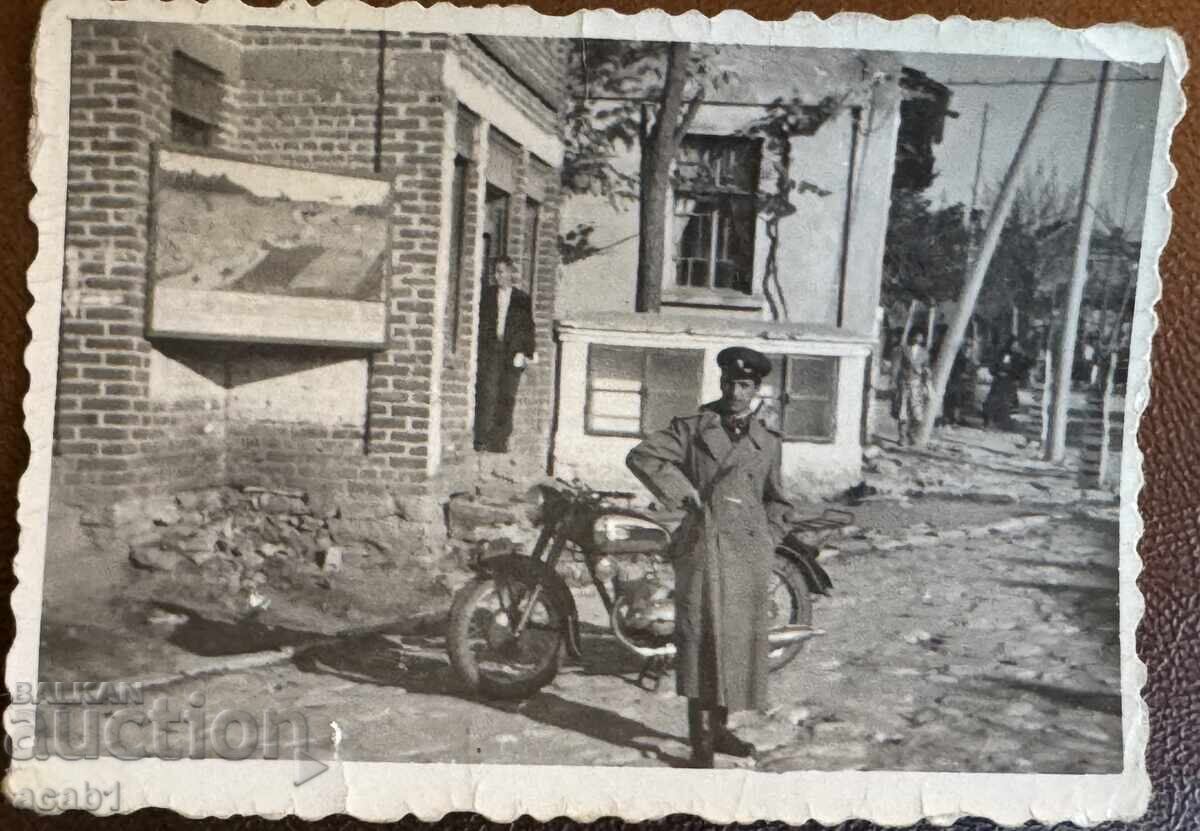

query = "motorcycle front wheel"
(767, 554), (815, 673)
(447, 572), (565, 700)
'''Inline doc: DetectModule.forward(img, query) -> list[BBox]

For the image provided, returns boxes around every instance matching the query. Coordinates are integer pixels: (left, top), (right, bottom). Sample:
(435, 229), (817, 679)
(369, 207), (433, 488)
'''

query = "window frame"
(583, 344), (705, 438)
(522, 196), (541, 297)
(758, 354), (840, 444)
(482, 184), (511, 287)
(669, 134), (763, 300)
(170, 51), (223, 149)
(447, 156), (470, 352)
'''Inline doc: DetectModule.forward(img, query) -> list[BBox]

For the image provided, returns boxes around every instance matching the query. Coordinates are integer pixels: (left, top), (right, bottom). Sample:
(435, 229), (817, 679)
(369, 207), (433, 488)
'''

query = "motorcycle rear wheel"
(447, 573), (565, 700)
(767, 554), (815, 673)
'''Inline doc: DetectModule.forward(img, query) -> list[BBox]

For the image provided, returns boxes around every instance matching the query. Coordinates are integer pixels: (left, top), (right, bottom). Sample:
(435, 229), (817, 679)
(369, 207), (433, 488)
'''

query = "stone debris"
(123, 486), (372, 610)
(321, 546), (344, 573)
(129, 544), (182, 573)
(859, 425), (1118, 506)
(115, 476), (549, 613)
(445, 488), (542, 569)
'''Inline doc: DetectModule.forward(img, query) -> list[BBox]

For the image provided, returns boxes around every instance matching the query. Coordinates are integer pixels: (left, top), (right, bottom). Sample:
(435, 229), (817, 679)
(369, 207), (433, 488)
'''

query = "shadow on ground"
(290, 624), (690, 765)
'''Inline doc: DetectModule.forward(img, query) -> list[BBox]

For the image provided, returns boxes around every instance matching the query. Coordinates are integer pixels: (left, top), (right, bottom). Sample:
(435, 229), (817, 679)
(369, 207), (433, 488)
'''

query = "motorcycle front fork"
(511, 582), (544, 637)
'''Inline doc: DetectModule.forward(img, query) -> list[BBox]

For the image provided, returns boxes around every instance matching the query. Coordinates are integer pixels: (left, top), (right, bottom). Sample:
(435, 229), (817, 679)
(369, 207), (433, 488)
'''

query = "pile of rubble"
(443, 485), (621, 587)
(126, 486), (362, 611)
(445, 489), (536, 563)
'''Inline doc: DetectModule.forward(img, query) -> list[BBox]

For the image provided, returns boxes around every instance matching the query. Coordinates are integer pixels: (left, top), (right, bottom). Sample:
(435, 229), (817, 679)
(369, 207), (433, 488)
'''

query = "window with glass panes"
(585, 345), (704, 437)
(757, 355), (839, 442)
(673, 135), (761, 294)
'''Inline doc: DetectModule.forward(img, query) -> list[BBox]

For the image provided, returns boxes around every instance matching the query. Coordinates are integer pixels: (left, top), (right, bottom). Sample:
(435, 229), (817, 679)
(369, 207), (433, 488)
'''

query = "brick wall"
(364, 36), (453, 488)
(56, 23), (565, 525)
(439, 111), (484, 467)
(521, 163), (563, 467)
(436, 37), (565, 486)
(160, 26), (463, 499)
(232, 28), (381, 170)
(56, 21), (227, 505)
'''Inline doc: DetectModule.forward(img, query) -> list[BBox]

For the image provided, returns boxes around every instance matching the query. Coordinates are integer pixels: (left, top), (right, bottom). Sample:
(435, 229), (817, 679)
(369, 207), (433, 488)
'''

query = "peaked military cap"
(717, 346), (771, 381)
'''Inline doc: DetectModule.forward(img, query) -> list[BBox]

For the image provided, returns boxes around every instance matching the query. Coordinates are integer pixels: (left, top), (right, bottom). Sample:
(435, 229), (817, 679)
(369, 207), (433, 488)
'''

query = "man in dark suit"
(474, 257), (537, 452)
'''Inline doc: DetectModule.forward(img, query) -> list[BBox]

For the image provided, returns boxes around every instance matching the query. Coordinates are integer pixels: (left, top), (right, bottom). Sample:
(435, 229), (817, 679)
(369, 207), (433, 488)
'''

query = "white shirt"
(496, 285), (512, 341)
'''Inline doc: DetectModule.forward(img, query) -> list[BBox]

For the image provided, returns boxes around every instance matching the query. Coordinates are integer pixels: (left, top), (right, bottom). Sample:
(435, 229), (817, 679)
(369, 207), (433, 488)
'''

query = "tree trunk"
(1046, 62), (1115, 463)
(915, 60), (1063, 447)
(1104, 269), (1138, 354)
(635, 42), (692, 313)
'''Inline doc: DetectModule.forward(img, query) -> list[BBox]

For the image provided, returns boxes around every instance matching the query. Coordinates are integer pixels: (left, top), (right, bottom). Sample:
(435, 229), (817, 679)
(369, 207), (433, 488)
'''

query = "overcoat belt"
(626, 404), (792, 712)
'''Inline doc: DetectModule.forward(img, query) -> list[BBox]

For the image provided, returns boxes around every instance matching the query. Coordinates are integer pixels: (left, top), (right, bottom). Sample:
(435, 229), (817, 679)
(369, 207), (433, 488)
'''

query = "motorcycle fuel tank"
(591, 513), (671, 555)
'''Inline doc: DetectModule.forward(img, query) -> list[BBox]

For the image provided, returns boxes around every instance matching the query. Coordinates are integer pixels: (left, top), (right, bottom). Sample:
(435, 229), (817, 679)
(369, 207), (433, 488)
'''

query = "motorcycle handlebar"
(550, 477), (635, 501)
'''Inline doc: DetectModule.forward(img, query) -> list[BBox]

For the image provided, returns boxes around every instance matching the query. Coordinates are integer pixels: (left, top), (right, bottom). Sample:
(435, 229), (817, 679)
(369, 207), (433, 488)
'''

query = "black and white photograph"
(8, 0), (1184, 824)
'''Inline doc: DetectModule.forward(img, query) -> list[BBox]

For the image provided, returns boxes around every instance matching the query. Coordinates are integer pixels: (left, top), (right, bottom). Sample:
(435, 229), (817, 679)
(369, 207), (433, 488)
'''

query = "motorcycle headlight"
(524, 484), (546, 526)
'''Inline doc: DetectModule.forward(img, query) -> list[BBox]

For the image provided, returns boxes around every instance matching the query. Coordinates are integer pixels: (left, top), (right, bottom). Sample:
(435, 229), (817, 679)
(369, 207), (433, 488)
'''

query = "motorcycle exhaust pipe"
(611, 622), (826, 659)
(767, 625), (826, 645)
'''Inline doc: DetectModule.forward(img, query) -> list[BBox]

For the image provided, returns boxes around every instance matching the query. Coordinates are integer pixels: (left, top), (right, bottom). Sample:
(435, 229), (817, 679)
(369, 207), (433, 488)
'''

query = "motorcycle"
(447, 478), (852, 700)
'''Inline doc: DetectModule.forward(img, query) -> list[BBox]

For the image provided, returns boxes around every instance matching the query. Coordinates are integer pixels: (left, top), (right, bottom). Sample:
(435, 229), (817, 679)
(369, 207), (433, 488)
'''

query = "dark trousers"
(474, 353), (524, 452)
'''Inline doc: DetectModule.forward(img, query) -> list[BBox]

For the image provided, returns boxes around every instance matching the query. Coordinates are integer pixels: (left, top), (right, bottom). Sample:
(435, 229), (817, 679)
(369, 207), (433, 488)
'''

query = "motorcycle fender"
(775, 543), (834, 595)
(474, 554), (583, 657)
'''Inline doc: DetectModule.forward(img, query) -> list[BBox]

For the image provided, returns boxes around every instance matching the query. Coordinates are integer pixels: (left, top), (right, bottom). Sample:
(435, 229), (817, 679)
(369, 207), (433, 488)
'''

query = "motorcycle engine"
(615, 578), (675, 636)
(606, 556), (675, 637)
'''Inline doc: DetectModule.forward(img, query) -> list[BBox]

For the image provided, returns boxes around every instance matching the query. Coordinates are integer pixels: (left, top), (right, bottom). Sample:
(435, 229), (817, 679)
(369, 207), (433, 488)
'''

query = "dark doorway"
(473, 185), (512, 451)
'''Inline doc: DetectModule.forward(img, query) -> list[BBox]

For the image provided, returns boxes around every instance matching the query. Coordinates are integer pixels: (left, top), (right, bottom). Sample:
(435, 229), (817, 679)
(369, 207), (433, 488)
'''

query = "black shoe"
(711, 706), (755, 757)
(713, 728), (755, 758)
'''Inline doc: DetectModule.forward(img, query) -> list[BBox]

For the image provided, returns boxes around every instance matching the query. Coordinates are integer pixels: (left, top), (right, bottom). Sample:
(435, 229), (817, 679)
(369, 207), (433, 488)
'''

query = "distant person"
(943, 335), (978, 427)
(1074, 337), (1095, 388)
(1084, 338), (1100, 388)
(982, 336), (1030, 431)
(892, 330), (932, 445)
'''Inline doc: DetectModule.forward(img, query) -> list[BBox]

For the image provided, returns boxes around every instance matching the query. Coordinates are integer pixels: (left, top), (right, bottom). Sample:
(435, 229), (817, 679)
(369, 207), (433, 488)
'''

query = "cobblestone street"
(112, 496), (1120, 774)
(36, 427), (1125, 774)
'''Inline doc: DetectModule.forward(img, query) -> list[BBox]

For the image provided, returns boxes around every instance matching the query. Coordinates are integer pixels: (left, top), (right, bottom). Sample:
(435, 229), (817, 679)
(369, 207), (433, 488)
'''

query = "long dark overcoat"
(626, 403), (792, 712)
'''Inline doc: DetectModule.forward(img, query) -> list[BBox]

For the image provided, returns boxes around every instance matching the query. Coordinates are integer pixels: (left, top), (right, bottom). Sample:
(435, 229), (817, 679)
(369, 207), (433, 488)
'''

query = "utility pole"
(958, 104), (989, 357)
(967, 103), (990, 232)
(916, 60), (1063, 446)
(1046, 61), (1116, 463)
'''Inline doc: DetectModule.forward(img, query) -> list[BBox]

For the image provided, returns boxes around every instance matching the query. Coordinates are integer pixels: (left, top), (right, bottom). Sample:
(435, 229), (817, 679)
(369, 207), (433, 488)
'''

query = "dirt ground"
(33, 425), (1124, 773)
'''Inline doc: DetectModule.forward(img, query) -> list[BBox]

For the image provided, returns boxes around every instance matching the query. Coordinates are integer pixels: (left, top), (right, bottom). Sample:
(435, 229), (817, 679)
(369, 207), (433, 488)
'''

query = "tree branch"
(673, 91), (705, 146)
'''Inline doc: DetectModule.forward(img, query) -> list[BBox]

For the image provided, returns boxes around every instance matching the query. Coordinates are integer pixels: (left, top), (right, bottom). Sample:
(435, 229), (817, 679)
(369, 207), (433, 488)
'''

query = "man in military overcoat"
(626, 347), (793, 768)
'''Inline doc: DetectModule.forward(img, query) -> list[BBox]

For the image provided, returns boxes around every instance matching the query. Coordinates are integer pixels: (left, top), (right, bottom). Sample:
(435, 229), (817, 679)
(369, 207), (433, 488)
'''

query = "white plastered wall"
(553, 329), (870, 500)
